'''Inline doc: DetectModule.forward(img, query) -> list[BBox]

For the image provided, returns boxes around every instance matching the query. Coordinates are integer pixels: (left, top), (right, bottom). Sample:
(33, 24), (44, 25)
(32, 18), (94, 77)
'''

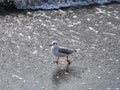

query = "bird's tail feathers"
(74, 49), (77, 52)
(74, 49), (80, 52)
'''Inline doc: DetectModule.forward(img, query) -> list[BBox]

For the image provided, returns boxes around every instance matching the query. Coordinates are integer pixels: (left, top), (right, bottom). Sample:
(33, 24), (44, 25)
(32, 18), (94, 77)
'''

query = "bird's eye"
(53, 42), (57, 45)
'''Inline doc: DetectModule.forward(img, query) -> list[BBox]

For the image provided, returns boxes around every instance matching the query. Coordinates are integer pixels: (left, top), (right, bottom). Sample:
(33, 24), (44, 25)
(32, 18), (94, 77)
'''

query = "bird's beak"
(49, 44), (53, 47)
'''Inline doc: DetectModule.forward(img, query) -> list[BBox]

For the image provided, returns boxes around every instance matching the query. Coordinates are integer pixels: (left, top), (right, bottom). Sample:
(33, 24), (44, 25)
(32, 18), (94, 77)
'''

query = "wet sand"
(0, 3), (120, 90)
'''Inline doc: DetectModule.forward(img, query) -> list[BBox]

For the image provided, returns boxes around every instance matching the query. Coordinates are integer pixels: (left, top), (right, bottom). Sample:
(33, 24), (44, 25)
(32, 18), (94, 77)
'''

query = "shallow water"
(0, 3), (120, 90)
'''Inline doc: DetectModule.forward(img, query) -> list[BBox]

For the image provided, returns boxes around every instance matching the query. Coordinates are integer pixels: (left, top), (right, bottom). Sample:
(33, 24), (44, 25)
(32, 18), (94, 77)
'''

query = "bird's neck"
(52, 45), (58, 48)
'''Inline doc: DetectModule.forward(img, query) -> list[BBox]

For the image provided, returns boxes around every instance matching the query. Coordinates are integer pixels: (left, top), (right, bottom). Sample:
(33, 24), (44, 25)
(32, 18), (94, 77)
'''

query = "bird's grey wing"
(58, 48), (74, 54)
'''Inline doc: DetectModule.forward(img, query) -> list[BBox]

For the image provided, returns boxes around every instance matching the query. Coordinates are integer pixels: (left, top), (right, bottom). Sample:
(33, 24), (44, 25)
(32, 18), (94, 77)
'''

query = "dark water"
(0, 0), (120, 9)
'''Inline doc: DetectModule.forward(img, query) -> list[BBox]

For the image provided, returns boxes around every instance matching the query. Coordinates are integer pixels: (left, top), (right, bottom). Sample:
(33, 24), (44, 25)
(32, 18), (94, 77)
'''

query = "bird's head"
(49, 41), (58, 46)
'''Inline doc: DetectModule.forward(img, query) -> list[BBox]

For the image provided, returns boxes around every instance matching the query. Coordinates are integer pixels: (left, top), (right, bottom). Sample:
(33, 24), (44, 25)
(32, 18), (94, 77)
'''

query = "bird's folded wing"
(58, 48), (74, 54)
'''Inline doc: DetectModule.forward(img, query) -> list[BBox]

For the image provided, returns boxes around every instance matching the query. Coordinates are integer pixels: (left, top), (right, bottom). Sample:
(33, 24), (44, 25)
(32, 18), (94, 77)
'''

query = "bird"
(49, 41), (77, 64)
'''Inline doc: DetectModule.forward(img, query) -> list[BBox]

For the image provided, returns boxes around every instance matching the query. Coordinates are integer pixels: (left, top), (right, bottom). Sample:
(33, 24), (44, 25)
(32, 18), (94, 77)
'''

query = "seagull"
(49, 41), (77, 64)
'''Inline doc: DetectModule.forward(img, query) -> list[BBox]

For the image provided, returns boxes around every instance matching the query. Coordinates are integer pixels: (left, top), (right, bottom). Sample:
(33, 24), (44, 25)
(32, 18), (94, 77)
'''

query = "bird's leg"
(66, 56), (71, 65)
(53, 57), (59, 64)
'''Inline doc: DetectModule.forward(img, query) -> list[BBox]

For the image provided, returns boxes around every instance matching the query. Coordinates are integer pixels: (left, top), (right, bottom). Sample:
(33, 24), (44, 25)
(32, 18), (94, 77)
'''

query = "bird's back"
(58, 47), (74, 55)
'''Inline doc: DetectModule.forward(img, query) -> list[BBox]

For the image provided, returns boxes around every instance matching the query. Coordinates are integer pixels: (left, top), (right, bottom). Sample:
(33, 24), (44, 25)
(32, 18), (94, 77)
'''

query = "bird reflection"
(52, 64), (71, 85)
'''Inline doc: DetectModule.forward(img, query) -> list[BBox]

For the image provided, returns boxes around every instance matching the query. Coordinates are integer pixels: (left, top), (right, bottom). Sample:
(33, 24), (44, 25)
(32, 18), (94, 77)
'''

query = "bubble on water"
(41, 23), (47, 27)
(68, 24), (74, 27)
(73, 15), (77, 18)
(98, 66), (102, 68)
(88, 88), (93, 90)
(88, 27), (93, 30)
(107, 13), (111, 16)
(65, 72), (69, 75)
(95, 24), (99, 26)
(116, 77), (120, 80)
(51, 28), (57, 31)
(33, 84), (37, 87)
(109, 58), (113, 61)
(32, 50), (38, 54)
(116, 88), (120, 90)
(51, 25), (55, 27)
(104, 37), (108, 40)
(65, 18), (69, 21)
(27, 12), (32, 15)
(99, 21), (103, 23)
(108, 71), (111, 74)
(91, 46), (95, 49)
(40, 45), (43, 48)
(28, 36), (31, 39)
(88, 68), (91, 72)
(115, 16), (120, 19)
(73, 21), (81, 25)
(87, 18), (90, 21)
(89, 54), (92, 57)
(19, 33), (24, 37)
(116, 60), (119, 62)
(97, 76), (101, 79)
(56, 76), (59, 79)
(23, 80), (26, 83)
(26, 26), (32, 29)
(107, 88), (111, 90)
(82, 83), (86, 85)
(103, 49), (106, 51)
